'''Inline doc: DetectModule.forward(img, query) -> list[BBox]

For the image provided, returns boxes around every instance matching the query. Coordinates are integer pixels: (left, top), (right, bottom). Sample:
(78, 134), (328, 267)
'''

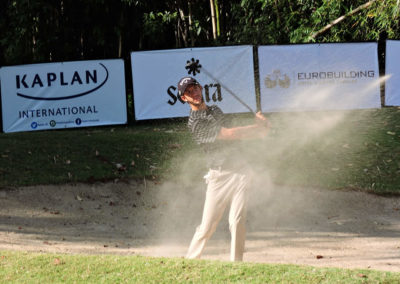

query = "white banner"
(258, 43), (381, 112)
(131, 46), (256, 120)
(385, 40), (400, 106)
(0, 59), (127, 133)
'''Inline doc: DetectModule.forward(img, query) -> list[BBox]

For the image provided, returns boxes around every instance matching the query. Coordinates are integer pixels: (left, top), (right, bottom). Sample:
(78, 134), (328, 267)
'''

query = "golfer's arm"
(217, 125), (268, 140)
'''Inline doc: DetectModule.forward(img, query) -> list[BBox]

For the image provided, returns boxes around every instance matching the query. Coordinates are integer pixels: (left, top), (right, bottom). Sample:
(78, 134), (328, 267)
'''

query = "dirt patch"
(0, 179), (399, 272)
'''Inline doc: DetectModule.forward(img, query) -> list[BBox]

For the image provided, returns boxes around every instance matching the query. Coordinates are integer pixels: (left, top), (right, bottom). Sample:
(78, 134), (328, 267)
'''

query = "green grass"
(0, 121), (196, 186)
(0, 107), (399, 193)
(1, 250), (399, 283)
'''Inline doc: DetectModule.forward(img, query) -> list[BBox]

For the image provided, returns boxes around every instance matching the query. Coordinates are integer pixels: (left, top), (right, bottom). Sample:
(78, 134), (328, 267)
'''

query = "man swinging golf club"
(177, 76), (270, 261)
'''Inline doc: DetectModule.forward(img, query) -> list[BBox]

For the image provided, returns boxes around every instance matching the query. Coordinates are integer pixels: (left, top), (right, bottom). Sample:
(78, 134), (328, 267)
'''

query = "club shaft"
(200, 67), (255, 114)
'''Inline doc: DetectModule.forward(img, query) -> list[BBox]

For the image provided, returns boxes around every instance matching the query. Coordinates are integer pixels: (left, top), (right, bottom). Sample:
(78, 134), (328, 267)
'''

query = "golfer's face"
(184, 85), (203, 105)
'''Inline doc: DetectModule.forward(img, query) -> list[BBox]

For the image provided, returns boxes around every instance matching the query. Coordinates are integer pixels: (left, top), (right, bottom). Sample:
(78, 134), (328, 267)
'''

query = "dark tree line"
(0, 0), (399, 66)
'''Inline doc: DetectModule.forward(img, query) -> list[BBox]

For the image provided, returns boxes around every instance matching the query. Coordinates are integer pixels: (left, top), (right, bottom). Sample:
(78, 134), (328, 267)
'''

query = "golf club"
(185, 58), (256, 114)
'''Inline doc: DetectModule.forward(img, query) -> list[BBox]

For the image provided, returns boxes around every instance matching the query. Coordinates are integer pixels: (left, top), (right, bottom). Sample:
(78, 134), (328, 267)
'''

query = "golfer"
(177, 76), (269, 261)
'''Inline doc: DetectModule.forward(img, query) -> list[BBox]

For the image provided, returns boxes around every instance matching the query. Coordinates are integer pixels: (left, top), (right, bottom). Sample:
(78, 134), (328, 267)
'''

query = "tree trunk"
(118, 33), (122, 58)
(215, 0), (220, 37)
(178, 4), (189, 47)
(188, 0), (195, 46)
(310, 0), (378, 39)
(118, 9), (124, 58)
(210, 0), (217, 39)
(80, 31), (84, 59)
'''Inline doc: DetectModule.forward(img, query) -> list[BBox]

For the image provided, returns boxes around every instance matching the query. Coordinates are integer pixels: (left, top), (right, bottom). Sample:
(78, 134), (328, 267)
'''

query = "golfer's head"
(178, 77), (201, 98)
(177, 77), (203, 106)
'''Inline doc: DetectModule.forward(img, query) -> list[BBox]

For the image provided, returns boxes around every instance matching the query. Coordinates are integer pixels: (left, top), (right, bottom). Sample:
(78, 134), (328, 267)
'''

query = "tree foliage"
(0, 0), (399, 66)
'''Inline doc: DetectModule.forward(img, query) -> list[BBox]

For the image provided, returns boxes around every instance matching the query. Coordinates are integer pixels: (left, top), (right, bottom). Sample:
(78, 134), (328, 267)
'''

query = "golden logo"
(264, 70), (290, 89)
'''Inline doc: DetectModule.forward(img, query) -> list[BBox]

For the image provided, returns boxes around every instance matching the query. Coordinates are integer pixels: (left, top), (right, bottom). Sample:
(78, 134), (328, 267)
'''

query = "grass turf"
(1, 251), (399, 283)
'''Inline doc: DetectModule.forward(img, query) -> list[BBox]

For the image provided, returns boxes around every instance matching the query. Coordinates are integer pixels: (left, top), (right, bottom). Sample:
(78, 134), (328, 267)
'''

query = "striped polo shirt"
(188, 105), (232, 169)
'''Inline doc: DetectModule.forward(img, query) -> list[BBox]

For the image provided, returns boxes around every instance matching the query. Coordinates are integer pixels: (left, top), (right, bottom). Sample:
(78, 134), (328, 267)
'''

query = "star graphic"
(185, 58), (202, 76)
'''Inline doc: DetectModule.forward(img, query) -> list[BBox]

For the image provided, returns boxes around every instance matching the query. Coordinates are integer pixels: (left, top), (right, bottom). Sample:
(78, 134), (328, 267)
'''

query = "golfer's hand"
(255, 111), (270, 128)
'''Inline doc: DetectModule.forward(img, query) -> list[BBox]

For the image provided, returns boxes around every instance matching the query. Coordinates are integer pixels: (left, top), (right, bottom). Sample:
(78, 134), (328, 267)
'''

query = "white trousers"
(186, 168), (251, 261)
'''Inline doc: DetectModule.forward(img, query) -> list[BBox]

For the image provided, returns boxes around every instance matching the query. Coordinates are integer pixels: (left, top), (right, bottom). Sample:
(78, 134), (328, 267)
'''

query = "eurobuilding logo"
(264, 70), (290, 89)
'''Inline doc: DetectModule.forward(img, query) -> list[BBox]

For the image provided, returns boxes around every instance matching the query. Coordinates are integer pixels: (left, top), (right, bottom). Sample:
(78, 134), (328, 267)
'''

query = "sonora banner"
(258, 43), (381, 112)
(0, 59), (127, 133)
(131, 45), (256, 120)
(385, 40), (400, 106)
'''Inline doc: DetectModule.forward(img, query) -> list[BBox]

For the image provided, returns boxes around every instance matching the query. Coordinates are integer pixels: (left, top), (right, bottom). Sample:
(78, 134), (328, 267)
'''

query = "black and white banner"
(0, 59), (127, 133)
(131, 46), (256, 120)
(258, 43), (381, 112)
(385, 40), (400, 106)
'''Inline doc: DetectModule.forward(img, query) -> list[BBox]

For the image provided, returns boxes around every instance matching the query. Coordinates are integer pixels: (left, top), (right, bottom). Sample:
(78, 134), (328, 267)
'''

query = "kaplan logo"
(15, 63), (109, 100)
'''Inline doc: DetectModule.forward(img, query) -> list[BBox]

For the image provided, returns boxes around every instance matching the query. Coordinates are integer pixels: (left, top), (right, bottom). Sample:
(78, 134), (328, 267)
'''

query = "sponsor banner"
(385, 40), (400, 106)
(0, 59), (127, 133)
(258, 43), (381, 112)
(131, 45), (256, 120)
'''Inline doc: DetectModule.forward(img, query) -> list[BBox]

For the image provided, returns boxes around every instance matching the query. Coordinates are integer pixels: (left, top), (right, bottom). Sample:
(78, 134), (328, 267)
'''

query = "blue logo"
(31, 122), (38, 129)
(75, 118), (82, 125)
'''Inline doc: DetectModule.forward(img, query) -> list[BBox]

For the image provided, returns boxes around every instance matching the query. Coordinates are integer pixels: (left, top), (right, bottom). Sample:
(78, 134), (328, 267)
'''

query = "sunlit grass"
(1, 251), (399, 283)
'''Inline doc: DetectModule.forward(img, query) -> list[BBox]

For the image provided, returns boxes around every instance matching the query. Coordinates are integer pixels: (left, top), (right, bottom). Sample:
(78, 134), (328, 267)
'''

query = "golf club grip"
(201, 67), (256, 114)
